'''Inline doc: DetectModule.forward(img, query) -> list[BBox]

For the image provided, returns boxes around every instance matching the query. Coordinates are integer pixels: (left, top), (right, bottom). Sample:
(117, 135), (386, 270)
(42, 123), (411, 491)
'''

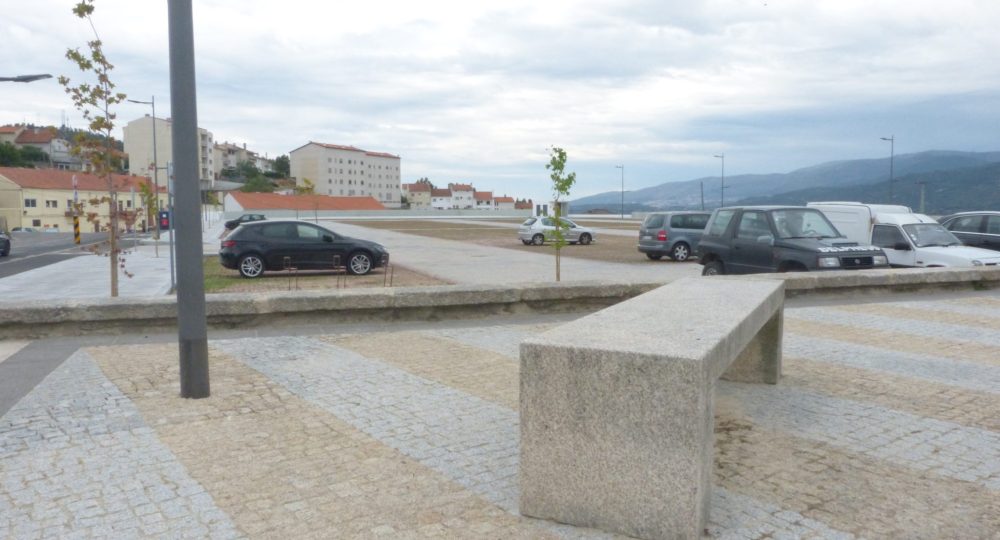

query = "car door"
(730, 210), (774, 274)
(872, 224), (916, 267)
(561, 218), (581, 242)
(984, 215), (1000, 251)
(258, 222), (300, 269)
(293, 223), (332, 269)
(943, 215), (986, 248)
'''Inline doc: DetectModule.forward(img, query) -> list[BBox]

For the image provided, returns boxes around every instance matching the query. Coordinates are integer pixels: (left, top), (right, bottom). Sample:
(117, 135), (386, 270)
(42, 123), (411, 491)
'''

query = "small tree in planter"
(546, 147), (576, 282)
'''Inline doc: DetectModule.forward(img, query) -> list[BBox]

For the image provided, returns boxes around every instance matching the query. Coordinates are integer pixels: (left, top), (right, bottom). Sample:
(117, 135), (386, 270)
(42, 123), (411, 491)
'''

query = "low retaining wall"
(0, 267), (997, 340)
(0, 281), (659, 340)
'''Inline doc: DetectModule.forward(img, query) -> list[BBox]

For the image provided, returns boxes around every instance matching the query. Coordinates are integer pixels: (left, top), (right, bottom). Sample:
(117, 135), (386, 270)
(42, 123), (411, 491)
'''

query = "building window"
(32, 219), (41, 227)
(25, 198), (37, 208)
(46, 200), (58, 208)
(67, 199), (73, 208)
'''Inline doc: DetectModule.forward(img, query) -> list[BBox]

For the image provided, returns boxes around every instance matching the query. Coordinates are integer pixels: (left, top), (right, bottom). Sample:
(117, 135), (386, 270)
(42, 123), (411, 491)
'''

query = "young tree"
(59, 0), (129, 296)
(273, 154), (290, 177)
(294, 177), (315, 195)
(546, 147), (576, 282)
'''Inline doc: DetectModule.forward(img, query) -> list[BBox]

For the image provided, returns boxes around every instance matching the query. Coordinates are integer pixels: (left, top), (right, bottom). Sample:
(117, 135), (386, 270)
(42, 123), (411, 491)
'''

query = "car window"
(872, 225), (907, 248)
(772, 209), (839, 238)
(558, 219), (576, 228)
(902, 223), (960, 248)
(541, 217), (555, 226)
(670, 214), (710, 229)
(260, 223), (293, 239)
(946, 215), (983, 233)
(736, 211), (770, 239)
(707, 210), (736, 236)
(987, 216), (1000, 235)
(296, 224), (324, 240)
(643, 215), (664, 229)
(522, 218), (537, 226)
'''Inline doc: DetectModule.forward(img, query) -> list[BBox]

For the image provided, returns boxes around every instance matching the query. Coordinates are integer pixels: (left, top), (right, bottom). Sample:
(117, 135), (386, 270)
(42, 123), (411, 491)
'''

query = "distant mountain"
(569, 150), (1000, 213)
(735, 162), (1000, 215)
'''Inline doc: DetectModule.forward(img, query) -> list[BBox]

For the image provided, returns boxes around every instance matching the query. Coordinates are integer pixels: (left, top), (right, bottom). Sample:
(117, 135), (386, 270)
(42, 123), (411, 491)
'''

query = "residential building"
(223, 191), (384, 213)
(0, 125), (23, 145)
(515, 198), (534, 210)
(289, 142), (402, 208)
(494, 196), (515, 211)
(123, 115), (215, 188)
(0, 167), (167, 232)
(431, 188), (452, 209)
(9, 127), (82, 170)
(473, 190), (494, 209)
(401, 182), (431, 208)
(213, 142), (251, 179)
(448, 183), (474, 209)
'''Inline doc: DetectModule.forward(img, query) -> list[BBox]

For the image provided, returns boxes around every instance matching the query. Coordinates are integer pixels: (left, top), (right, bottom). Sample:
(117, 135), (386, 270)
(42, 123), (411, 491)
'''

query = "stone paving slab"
(2, 290), (999, 538)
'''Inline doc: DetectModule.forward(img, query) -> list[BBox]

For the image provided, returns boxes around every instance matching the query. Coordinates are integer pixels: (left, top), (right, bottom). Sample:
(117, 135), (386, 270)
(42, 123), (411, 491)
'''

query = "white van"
(807, 202), (1000, 268)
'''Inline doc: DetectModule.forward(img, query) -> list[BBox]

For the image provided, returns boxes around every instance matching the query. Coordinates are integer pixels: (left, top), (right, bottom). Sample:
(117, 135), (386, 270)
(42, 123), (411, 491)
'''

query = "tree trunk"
(109, 194), (119, 297)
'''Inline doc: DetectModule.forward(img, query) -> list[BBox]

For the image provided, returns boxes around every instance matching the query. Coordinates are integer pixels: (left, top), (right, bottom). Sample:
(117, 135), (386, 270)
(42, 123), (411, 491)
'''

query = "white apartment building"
(123, 115), (215, 187)
(289, 142), (401, 208)
(448, 183), (474, 209)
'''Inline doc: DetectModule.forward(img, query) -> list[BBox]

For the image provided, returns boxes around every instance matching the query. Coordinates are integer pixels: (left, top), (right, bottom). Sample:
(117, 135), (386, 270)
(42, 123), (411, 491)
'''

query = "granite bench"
(519, 277), (784, 540)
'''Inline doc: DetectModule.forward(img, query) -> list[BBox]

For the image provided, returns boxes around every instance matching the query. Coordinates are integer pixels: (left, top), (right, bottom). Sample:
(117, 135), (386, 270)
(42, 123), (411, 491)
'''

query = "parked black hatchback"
(696, 206), (888, 275)
(219, 220), (389, 278)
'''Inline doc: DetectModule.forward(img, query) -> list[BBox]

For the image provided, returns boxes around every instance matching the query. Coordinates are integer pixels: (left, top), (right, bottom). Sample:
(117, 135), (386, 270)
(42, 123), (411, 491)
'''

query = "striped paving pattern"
(2, 290), (998, 538)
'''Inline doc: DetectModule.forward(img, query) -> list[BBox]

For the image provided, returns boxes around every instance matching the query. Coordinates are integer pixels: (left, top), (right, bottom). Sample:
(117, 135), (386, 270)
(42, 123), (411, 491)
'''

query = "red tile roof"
(515, 200), (533, 209)
(228, 191), (385, 211)
(403, 183), (431, 193)
(431, 189), (451, 197)
(448, 183), (473, 191)
(494, 196), (515, 203)
(0, 167), (165, 193)
(365, 151), (400, 159)
(14, 128), (56, 145)
(0, 126), (21, 134)
(473, 191), (493, 201)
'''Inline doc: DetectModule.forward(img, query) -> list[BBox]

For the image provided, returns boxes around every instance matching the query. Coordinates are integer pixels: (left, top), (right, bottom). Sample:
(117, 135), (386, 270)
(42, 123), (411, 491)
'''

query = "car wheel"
(671, 242), (690, 262)
(579, 233), (592, 245)
(347, 252), (373, 275)
(702, 260), (724, 276)
(238, 254), (265, 278)
(531, 234), (544, 246)
(646, 253), (663, 261)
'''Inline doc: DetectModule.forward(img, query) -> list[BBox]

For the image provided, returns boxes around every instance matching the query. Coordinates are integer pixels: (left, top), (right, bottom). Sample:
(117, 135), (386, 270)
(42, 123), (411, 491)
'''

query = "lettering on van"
(817, 246), (879, 253)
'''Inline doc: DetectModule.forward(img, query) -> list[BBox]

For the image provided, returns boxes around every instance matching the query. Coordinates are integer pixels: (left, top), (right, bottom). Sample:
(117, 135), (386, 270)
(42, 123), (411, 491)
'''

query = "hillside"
(570, 150), (1000, 213)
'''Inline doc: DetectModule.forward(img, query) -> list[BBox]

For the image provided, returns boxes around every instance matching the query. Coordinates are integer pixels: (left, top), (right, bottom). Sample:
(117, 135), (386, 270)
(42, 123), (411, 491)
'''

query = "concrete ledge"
(0, 281), (660, 340)
(519, 278), (784, 539)
(719, 266), (1000, 296)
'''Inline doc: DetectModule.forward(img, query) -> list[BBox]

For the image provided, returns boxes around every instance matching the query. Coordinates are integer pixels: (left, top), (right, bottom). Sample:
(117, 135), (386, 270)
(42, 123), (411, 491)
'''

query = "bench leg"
(721, 309), (783, 384)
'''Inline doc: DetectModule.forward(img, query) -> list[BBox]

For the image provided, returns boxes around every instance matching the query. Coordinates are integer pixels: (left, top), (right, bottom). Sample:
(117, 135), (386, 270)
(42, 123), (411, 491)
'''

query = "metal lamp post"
(880, 136), (895, 202)
(0, 74), (52, 83)
(127, 97), (161, 247)
(615, 164), (624, 219)
(714, 153), (726, 207)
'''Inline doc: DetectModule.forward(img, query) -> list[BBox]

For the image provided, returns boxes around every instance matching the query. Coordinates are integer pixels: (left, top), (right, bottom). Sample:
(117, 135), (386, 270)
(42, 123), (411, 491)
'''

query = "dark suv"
(220, 220), (389, 278)
(637, 211), (710, 261)
(696, 206), (888, 275)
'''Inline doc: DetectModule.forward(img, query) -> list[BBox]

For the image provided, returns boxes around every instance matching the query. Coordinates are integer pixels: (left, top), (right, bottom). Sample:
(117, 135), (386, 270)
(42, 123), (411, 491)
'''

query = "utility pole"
(700, 180), (704, 211)
(168, 0), (210, 398)
(615, 164), (624, 219)
(917, 181), (926, 213)
(881, 136), (895, 202)
(714, 154), (726, 207)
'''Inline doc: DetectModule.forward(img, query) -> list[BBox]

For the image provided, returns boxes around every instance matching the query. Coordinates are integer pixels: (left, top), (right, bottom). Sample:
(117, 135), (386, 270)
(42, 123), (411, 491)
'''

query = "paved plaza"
(2, 289), (999, 539)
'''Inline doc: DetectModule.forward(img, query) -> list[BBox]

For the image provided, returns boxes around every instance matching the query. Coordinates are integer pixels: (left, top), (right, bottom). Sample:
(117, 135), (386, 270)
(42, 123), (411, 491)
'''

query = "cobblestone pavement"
(2, 290), (999, 538)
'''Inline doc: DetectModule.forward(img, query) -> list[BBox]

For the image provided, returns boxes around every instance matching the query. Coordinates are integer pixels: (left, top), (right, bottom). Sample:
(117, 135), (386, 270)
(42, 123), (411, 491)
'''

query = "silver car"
(518, 217), (595, 246)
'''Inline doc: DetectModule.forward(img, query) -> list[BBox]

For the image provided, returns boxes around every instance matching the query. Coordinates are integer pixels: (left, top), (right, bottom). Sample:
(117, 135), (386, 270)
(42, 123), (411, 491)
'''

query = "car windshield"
(771, 209), (841, 239)
(902, 223), (961, 247)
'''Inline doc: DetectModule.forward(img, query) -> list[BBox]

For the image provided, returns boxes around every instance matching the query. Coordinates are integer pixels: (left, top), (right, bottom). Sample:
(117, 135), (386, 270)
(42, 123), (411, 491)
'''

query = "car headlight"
(817, 256), (841, 268)
(971, 259), (984, 266)
(873, 255), (888, 266)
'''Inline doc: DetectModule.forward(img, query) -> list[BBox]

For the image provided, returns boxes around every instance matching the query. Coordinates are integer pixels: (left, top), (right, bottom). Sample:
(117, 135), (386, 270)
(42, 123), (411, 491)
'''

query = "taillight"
(657, 230), (667, 241)
(221, 240), (236, 248)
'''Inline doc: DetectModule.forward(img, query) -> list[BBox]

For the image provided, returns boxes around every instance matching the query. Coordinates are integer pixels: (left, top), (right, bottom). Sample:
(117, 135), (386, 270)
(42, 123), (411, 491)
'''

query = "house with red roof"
(447, 183), (474, 209)
(400, 182), (432, 208)
(493, 195), (516, 211)
(0, 167), (167, 232)
(431, 188), (453, 209)
(289, 142), (402, 208)
(473, 190), (494, 209)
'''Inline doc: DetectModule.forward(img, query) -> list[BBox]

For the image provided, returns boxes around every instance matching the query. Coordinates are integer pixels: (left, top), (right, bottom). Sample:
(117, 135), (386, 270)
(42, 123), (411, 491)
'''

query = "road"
(0, 231), (108, 279)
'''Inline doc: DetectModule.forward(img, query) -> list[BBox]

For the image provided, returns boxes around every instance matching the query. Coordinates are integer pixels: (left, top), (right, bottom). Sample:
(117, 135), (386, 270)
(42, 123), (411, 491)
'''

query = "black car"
(224, 213), (267, 231)
(939, 211), (1000, 252)
(696, 206), (888, 275)
(219, 220), (389, 278)
(0, 230), (9, 257)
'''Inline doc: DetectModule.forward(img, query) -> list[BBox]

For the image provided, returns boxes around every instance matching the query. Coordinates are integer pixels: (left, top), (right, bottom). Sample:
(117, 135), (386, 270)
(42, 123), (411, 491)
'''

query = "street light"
(880, 136), (895, 202)
(0, 74), (52, 83)
(714, 153), (726, 207)
(127, 97), (161, 244)
(615, 165), (624, 219)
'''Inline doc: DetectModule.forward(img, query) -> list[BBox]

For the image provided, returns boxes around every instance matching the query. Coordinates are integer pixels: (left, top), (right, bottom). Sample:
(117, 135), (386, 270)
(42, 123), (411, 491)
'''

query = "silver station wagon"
(518, 217), (595, 246)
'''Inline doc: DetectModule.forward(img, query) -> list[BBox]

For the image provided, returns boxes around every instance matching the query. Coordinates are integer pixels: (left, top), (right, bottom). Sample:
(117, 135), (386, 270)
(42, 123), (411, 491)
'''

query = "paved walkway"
(1, 291), (999, 538)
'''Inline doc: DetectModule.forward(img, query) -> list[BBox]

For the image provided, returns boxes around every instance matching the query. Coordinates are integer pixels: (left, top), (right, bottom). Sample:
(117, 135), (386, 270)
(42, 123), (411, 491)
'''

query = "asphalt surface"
(0, 231), (107, 278)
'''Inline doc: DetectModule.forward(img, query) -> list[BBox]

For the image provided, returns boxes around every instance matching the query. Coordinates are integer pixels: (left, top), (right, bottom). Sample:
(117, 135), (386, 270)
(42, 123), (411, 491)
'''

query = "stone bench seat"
(519, 277), (784, 540)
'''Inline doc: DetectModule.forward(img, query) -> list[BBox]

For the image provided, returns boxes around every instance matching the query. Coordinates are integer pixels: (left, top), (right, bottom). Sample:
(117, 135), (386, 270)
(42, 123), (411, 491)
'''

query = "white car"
(518, 217), (595, 246)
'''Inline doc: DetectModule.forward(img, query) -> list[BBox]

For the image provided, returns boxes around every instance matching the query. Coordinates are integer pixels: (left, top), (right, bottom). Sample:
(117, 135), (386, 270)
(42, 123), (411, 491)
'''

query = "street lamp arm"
(0, 74), (53, 83)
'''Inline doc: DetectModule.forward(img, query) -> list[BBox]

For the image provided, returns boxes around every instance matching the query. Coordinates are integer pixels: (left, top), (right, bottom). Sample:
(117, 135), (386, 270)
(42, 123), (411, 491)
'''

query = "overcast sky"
(3, 0), (999, 202)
